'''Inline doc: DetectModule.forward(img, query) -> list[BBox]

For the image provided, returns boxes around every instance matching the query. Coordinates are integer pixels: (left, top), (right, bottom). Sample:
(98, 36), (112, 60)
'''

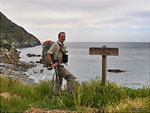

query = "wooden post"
(89, 45), (119, 87)
(102, 55), (107, 86)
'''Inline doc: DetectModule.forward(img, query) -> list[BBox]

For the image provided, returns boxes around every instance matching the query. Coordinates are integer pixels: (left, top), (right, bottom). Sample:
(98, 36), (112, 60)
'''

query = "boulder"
(0, 48), (20, 63)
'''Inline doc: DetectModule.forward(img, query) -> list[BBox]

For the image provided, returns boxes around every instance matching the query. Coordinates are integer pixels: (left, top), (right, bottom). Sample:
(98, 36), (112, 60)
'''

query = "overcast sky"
(1, 0), (150, 42)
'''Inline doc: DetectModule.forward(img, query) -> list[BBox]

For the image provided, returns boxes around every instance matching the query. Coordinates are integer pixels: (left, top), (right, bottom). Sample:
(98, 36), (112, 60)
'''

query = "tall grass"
(0, 76), (149, 112)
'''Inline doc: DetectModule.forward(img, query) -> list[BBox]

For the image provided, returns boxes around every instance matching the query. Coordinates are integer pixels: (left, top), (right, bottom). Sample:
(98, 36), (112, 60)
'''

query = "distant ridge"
(0, 12), (41, 48)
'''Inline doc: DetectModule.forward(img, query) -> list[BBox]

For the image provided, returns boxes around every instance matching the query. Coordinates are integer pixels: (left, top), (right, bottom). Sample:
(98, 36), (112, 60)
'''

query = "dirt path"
(24, 108), (77, 113)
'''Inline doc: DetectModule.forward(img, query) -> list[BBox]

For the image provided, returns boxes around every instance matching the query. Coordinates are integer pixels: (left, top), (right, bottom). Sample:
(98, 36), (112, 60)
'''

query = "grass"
(0, 76), (149, 113)
(105, 97), (150, 112)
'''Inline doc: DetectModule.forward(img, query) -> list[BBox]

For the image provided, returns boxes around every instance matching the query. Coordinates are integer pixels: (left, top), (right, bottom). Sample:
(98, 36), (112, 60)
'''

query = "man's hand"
(47, 53), (58, 68)
(52, 62), (58, 68)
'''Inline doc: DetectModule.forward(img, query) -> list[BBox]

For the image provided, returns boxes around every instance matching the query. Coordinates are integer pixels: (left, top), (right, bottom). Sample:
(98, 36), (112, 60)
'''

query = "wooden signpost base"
(89, 45), (119, 87)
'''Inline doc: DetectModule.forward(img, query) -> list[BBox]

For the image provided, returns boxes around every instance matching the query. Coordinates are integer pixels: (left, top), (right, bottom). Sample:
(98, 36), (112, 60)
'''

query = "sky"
(1, 0), (150, 42)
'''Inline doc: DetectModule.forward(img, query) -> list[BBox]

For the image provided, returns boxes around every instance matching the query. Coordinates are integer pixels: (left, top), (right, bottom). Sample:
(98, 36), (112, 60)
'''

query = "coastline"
(0, 46), (40, 85)
(0, 62), (37, 85)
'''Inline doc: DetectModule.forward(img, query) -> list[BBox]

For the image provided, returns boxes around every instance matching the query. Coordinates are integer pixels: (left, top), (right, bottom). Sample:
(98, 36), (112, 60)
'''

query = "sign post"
(89, 45), (119, 87)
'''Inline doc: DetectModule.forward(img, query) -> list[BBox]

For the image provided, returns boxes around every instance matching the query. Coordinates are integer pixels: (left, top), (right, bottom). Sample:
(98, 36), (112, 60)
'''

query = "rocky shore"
(0, 47), (37, 85)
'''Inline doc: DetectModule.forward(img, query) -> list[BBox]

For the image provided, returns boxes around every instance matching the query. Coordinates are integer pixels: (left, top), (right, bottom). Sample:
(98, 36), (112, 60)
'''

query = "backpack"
(42, 40), (54, 66)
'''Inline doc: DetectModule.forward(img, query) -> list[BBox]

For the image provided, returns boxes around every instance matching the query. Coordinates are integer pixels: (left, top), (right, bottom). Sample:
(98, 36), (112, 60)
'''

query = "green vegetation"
(0, 76), (149, 112)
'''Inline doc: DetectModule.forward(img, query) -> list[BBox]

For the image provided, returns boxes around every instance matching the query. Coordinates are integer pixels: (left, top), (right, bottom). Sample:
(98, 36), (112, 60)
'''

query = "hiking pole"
(48, 70), (55, 98)
(54, 67), (62, 97)
(48, 67), (61, 98)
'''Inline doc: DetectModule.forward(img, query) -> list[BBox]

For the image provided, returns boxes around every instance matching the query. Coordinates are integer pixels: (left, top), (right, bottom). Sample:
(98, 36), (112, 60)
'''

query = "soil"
(24, 108), (77, 113)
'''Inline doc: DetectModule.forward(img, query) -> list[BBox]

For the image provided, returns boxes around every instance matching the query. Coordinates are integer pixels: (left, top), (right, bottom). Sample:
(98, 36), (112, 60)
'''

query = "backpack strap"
(56, 42), (68, 63)
(57, 42), (64, 53)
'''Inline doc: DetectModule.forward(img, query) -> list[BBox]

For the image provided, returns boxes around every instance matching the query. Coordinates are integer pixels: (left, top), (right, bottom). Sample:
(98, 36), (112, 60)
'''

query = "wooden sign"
(89, 47), (119, 56)
(89, 45), (119, 87)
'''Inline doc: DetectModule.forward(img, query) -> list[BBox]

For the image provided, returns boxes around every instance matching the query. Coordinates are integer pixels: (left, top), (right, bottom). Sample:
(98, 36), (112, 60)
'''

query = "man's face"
(58, 33), (66, 43)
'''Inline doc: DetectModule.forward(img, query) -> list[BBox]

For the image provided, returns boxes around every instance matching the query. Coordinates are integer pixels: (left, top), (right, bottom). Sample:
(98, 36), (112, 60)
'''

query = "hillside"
(0, 12), (41, 48)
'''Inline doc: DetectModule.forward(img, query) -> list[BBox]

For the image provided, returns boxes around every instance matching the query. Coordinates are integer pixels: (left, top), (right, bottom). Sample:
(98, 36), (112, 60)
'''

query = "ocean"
(20, 42), (150, 89)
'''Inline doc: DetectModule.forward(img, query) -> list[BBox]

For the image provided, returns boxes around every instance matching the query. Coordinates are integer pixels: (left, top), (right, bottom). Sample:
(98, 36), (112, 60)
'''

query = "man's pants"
(54, 65), (76, 96)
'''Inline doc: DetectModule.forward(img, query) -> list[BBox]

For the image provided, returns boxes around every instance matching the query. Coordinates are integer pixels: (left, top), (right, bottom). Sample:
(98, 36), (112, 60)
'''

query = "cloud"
(128, 11), (150, 18)
(1, 0), (150, 42)
(2, 0), (150, 29)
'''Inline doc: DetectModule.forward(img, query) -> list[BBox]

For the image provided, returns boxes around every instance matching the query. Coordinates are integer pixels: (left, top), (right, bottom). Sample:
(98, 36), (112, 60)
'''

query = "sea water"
(20, 42), (150, 89)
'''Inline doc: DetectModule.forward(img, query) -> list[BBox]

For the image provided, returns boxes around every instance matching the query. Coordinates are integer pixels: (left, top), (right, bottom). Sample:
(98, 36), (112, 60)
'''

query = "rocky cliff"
(0, 12), (41, 48)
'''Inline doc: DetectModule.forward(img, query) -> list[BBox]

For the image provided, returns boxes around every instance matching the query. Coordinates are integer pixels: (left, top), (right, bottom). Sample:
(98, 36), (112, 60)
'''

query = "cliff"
(0, 12), (41, 48)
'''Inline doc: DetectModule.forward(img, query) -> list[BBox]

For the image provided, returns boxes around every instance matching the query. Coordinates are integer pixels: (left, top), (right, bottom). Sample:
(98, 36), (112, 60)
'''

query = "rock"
(0, 46), (37, 85)
(40, 59), (43, 62)
(34, 71), (38, 74)
(40, 69), (44, 73)
(0, 62), (36, 85)
(26, 75), (29, 77)
(3, 43), (12, 51)
(27, 53), (35, 57)
(107, 69), (126, 73)
(36, 55), (41, 57)
(0, 48), (20, 63)
(27, 53), (41, 57)
(0, 92), (10, 99)
(30, 61), (34, 63)
(47, 66), (53, 70)
(36, 61), (42, 64)
(36, 59), (43, 64)
(38, 59), (44, 64)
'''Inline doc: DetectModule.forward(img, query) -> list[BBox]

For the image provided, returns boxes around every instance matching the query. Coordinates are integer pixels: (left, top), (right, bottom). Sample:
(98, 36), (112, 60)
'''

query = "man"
(47, 32), (76, 96)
